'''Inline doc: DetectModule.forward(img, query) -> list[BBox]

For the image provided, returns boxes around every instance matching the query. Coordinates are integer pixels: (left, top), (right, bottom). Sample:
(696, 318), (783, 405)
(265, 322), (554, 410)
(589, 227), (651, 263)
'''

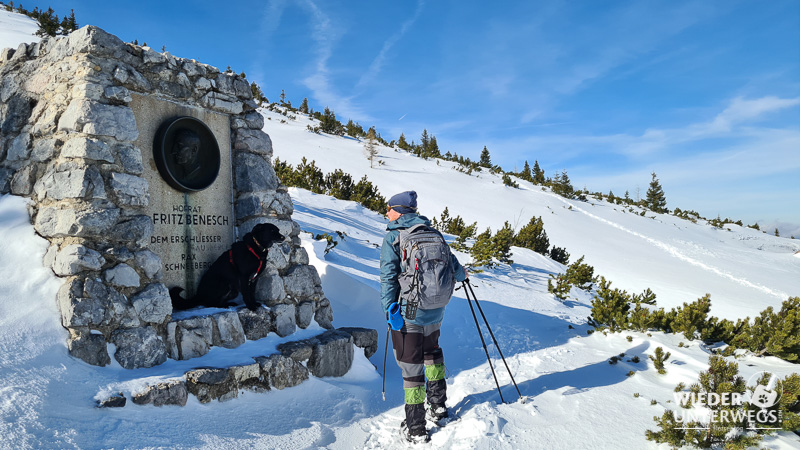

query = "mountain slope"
(263, 108), (800, 321)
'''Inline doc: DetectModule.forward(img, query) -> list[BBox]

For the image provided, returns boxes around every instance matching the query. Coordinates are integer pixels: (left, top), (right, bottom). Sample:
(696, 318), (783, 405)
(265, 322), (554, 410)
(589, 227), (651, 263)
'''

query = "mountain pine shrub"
(588, 277), (632, 331)
(324, 169), (354, 200)
(514, 216), (550, 255)
(549, 246), (570, 265)
(502, 174), (519, 188)
(351, 175), (386, 213)
(672, 294), (712, 340)
(548, 256), (596, 301)
(688, 356), (753, 448)
(492, 222), (515, 264)
(649, 347), (671, 375)
(469, 228), (495, 268)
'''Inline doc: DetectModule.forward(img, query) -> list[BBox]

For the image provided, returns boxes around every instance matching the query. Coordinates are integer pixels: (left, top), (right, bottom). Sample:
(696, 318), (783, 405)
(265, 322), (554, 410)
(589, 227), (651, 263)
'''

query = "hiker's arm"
(450, 253), (468, 282)
(379, 233), (402, 312)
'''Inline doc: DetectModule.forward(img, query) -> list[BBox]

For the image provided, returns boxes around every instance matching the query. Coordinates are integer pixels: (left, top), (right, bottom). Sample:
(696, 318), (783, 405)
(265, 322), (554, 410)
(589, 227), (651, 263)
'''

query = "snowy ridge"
(555, 196), (789, 300)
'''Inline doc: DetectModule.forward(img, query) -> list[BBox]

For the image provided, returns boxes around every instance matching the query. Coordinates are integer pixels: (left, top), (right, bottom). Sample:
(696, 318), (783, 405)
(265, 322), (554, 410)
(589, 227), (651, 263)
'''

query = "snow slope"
(0, 10), (798, 448)
(0, 6), (38, 51)
(263, 108), (800, 321)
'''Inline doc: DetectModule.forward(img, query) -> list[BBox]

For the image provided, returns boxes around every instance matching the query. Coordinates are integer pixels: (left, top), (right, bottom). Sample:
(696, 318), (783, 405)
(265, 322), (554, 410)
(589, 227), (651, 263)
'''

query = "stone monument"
(0, 26), (340, 370)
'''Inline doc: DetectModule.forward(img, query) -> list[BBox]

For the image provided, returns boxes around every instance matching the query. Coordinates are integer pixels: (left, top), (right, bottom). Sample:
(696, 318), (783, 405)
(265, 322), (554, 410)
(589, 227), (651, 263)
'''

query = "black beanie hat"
(388, 191), (418, 214)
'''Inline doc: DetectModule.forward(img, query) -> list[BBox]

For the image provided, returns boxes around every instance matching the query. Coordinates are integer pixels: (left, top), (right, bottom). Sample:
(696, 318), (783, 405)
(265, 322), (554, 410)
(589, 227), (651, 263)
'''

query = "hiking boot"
(428, 402), (449, 421)
(400, 419), (430, 443)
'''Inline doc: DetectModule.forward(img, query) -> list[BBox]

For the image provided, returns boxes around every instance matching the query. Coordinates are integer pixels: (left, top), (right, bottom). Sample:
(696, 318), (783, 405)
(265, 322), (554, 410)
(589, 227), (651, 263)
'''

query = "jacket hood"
(386, 213), (430, 231)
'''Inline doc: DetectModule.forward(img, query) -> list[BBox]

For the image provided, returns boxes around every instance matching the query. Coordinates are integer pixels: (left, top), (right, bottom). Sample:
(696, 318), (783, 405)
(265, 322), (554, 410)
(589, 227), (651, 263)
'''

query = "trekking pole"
(464, 280), (522, 401)
(464, 283), (506, 404)
(382, 326), (389, 401)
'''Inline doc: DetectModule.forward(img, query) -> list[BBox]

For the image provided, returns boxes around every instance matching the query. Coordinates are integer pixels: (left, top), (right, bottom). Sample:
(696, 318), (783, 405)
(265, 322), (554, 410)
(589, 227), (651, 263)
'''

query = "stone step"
(97, 327), (378, 407)
(163, 302), (321, 363)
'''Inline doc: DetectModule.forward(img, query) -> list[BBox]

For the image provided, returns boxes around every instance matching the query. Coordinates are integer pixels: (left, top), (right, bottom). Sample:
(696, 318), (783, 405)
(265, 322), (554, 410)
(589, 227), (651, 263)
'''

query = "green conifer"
(492, 222), (515, 264)
(649, 347), (671, 374)
(514, 216), (549, 255)
(470, 228), (495, 268)
(479, 146), (491, 168)
(672, 294), (712, 340)
(532, 160), (545, 185)
(645, 172), (668, 213)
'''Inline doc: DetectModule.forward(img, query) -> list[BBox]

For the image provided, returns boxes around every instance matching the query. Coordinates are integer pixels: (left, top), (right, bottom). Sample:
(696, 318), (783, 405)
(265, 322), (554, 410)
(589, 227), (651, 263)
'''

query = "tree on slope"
(364, 127), (378, 168)
(479, 146), (492, 168)
(532, 160), (545, 185)
(645, 172), (668, 213)
(520, 160), (532, 182)
(515, 216), (549, 255)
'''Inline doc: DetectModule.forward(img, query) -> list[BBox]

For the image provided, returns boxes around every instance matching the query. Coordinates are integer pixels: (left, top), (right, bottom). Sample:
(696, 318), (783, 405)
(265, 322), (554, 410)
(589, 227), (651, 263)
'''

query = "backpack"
(396, 224), (456, 319)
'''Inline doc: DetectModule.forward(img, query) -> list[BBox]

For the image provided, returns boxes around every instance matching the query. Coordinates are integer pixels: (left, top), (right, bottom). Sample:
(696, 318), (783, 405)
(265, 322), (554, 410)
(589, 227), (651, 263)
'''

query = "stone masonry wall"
(0, 26), (334, 369)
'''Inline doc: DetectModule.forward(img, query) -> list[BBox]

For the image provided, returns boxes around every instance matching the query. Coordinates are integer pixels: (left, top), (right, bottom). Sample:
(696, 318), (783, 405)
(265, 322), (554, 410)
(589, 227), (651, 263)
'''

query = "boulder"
(254, 272), (287, 306)
(130, 283), (171, 324)
(34, 205), (120, 238)
(272, 304), (296, 338)
(212, 311), (246, 349)
(255, 354), (309, 390)
(338, 327), (379, 358)
(53, 244), (105, 276)
(96, 393), (126, 408)
(283, 265), (322, 298)
(60, 136), (114, 162)
(307, 330), (354, 378)
(104, 263), (140, 288)
(132, 380), (188, 407)
(111, 326), (168, 369)
(233, 152), (278, 192)
(110, 172), (149, 206)
(134, 250), (162, 280)
(57, 99), (138, 141)
(185, 368), (234, 403)
(237, 306), (272, 341)
(67, 329), (111, 367)
(296, 302), (314, 329)
(314, 303), (334, 330)
(174, 316), (214, 360)
(276, 340), (315, 363)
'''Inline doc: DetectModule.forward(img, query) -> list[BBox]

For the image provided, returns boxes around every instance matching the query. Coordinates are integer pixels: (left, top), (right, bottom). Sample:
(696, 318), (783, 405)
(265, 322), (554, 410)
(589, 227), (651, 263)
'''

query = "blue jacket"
(380, 213), (467, 326)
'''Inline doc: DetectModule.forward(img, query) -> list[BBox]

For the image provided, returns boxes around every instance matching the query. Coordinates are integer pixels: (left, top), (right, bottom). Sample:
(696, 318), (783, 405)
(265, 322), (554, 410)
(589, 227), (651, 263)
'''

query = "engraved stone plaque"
(131, 94), (234, 297)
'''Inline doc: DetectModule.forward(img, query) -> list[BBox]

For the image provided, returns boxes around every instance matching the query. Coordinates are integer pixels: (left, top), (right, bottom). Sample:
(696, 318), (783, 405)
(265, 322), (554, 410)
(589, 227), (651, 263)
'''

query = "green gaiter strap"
(425, 363), (445, 382)
(404, 386), (426, 405)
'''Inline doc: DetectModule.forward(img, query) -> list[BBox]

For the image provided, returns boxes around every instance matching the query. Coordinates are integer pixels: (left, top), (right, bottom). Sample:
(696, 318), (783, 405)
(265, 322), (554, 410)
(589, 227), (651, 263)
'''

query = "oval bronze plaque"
(153, 116), (220, 192)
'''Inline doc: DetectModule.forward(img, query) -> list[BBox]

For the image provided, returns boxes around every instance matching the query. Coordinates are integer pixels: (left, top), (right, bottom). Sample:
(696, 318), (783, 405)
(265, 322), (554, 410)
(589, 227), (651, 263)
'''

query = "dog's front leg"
(243, 279), (259, 311)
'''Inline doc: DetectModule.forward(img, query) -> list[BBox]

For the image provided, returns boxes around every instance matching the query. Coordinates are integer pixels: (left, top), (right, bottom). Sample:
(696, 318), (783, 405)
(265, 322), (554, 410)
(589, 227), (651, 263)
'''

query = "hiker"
(380, 190), (468, 443)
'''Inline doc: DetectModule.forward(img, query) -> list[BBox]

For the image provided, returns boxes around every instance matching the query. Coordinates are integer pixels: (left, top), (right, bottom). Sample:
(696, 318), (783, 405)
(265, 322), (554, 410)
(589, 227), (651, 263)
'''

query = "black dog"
(170, 223), (285, 311)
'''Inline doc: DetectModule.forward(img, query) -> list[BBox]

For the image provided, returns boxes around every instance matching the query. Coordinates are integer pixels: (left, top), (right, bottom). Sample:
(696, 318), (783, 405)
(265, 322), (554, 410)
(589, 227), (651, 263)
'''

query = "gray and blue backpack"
(397, 224), (456, 319)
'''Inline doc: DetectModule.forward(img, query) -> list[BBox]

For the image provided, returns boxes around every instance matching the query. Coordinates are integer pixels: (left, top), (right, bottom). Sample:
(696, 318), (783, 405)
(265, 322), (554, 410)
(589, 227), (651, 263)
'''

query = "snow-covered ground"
(1, 10), (799, 449)
(0, 6), (38, 52)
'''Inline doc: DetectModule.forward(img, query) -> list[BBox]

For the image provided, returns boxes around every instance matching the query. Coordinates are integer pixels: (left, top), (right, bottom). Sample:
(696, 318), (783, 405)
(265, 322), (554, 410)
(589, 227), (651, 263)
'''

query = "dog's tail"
(169, 287), (195, 311)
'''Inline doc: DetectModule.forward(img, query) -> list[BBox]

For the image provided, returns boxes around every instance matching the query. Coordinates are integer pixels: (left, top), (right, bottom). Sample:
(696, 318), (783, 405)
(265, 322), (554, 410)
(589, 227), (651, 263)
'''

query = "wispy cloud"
(297, 0), (371, 121)
(356, 0), (425, 90)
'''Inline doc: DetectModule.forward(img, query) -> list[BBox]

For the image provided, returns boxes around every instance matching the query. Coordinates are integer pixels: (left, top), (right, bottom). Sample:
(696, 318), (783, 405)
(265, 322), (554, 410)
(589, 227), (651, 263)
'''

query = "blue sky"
(20, 0), (800, 234)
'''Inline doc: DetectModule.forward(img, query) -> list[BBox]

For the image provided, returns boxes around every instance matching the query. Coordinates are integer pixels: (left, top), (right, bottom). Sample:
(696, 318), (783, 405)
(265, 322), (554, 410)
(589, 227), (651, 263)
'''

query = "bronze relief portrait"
(154, 116), (220, 192)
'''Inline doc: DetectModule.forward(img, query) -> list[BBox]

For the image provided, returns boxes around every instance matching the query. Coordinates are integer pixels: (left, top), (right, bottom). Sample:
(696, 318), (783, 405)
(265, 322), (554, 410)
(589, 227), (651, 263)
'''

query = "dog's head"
(248, 223), (284, 252)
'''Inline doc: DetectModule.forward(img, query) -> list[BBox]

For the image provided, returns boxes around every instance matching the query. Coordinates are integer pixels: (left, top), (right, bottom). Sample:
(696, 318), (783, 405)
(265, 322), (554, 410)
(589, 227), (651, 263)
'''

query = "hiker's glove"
(387, 302), (404, 331)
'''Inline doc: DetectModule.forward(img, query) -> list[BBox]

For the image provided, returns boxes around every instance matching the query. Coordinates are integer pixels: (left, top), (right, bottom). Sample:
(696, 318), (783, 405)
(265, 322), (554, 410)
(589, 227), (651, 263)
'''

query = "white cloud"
(356, 0), (425, 90)
(709, 96), (800, 132)
(298, 0), (371, 121)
